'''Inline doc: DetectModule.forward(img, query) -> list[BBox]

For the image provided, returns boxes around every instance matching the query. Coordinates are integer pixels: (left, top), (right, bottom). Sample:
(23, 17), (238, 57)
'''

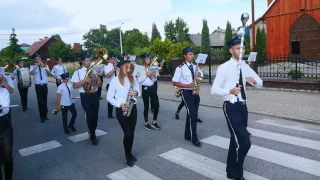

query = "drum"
(17, 68), (31, 88)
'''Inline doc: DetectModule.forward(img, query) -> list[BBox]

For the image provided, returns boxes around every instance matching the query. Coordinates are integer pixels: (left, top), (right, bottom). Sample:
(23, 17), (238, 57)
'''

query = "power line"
(0, 32), (84, 36)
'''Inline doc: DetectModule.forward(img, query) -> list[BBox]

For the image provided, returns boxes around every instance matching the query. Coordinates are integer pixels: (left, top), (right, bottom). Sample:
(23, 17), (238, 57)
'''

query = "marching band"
(1, 17), (264, 179)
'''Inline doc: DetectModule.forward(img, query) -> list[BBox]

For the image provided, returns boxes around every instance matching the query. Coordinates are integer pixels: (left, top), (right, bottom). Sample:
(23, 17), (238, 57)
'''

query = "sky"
(0, 0), (268, 50)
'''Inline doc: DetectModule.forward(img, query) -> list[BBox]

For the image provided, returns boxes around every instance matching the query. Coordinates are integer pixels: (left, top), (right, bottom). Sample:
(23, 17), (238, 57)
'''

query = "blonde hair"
(118, 62), (134, 86)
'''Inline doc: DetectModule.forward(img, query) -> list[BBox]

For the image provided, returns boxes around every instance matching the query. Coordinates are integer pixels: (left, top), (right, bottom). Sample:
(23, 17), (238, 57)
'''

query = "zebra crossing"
(106, 119), (320, 180)
(16, 119), (320, 180)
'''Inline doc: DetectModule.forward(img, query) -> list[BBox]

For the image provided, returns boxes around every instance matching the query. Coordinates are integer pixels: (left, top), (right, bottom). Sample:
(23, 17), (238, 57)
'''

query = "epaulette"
(192, 61), (197, 65)
(178, 62), (185, 68)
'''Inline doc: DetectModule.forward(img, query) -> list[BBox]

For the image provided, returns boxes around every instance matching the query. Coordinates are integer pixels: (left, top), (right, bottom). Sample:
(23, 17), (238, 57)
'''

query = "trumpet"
(39, 62), (46, 69)
(52, 105), (64, 115)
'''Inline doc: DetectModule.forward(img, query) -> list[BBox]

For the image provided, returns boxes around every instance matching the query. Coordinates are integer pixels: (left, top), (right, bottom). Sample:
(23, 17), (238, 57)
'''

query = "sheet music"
(248, 52), (257, 62)
(93, 64), (105, 74)
(195, 54), (208, 64)
(129, 56), (136, 61)
(149, 67), (159, 72)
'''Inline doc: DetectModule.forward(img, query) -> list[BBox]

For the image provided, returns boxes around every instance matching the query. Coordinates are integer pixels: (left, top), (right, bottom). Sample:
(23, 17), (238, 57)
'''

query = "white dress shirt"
(51, 64), (67, 79)
(137, 66), (159, 86)
(0, 88), (10, 116)
(57, 82), (73, 106)
(30, 64), (49, 84)
(107, 76), (141, 108)
(172, 61), (204, 90)
(211, 58), (263, 102)
(71, 67), (97, 93)
(104, 63), (119, 84)
(0, 67), (14, 89)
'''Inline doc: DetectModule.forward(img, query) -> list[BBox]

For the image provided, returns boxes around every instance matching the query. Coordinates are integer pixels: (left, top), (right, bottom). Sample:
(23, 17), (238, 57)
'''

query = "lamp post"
(119, 23), (124, 54)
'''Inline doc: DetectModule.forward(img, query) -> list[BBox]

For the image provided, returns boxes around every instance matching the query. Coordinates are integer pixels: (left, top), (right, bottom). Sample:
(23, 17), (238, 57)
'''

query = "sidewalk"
(48, 77), (320, 124)
(156, 81), (320, 124)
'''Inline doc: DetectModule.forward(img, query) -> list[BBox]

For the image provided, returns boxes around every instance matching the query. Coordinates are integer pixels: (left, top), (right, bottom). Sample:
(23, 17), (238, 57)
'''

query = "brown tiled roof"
(26, 38), (51, 56)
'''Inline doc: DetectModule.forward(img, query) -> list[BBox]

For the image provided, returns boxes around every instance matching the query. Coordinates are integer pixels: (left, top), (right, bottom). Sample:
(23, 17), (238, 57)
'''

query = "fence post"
(208, 54), (212, 83)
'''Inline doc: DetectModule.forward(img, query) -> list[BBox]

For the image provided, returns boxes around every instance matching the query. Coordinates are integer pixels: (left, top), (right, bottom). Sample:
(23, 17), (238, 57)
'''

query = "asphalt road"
(8, 82), (320, 180)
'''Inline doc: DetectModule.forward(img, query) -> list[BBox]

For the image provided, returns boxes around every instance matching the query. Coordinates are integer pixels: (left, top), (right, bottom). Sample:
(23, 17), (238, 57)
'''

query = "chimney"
(44, 36), (48, 39)
(39, 38), (43, 41)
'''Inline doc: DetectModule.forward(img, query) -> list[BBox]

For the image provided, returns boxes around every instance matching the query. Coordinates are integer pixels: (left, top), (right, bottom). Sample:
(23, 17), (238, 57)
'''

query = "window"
(291, 41), (300, 54)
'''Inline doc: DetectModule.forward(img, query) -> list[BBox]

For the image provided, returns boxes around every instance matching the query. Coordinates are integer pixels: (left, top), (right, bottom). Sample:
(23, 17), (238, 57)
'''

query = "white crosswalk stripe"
(256, 119), (320, 134)
(201, 135), (320, 177)
(107, 165), (162, 180)
(247, 127), (320, 151)
(19, 140), (62, 157)
(67, 129), (107, 142)
(159, 147), (269, 180)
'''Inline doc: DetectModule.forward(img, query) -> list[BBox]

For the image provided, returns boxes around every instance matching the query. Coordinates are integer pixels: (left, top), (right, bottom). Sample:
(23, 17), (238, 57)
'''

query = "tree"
(261, 26), (267, 60)
(49, 39), (75, 61)
(244, 27), (251, 54)
(151, 23), (162, 43)
(223, 21), (233, 60)
(51, 34), (62, 41)
(148, 38), (172, 60)
(164, 17), (189, 43)
(175, 17), (189, 43)
(256, 27), (266, 66)
(8, 28), (23, 60)
(83, 24), (108, 54)
(106, 28), (122, 51)
(201, 19), (211, 57)
(123, 29), (149, 54)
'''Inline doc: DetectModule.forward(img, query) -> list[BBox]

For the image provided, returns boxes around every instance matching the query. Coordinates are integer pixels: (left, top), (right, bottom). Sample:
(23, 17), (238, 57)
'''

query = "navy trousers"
(223, 101), (251, 178)
(142, 85), (159, 122)
(61, 103), (77, 130)
(181, 90), (200, 142)
(80, 92), (99, 139)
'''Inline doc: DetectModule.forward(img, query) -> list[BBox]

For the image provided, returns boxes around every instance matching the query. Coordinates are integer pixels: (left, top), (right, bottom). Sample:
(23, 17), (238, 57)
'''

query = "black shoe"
(40, 118), (45, 123)
(129, 154), (137, 162)
(69, 126), (76, 132)
(144, 124), (153, 130)
(108, 115), (114, 119)
(44, 116), (49, 120)
(64, 129), (71, 135)
(151, 123), (161, 130)
(227, 174), (246, 180)
(175, 112), (179, 119)
(91, 138), (99, 146)
(192, 140), (201, 147)
(126, 159), (134, 167)
(197, 117), (203, 123)
(185, 137), (191, 141)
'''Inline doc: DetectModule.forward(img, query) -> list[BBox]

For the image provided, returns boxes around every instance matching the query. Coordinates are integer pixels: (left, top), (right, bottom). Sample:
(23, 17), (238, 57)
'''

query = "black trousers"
(0, 115), (13, 180)
(223, 101), (251, 178)
(35, 84), (48, 119)
(181, 90), (200, 142)
(106, 84), (114, 117)
(61, 103), (77, 130)
(150, 81), (158, 110)
(56, 79), (62, 87)
(97, 76), (103, 98)
(116, 105), (137, 156)
(18, 87), (28, 108)
(142, 85), (159, 122)
(177, 98), (185, 113)
(80, 92), (99, 139)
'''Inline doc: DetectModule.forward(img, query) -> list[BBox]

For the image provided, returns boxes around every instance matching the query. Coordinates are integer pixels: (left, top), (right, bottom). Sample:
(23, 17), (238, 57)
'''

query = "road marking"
(19, 140), (62, 157)
(107, 165), (162, 180)
(201, 135), (320, 177)
(159, 147), (269, 180)
(247, 127), (320, 151)
(256, 119), (320, 134)
(68, 129), (107, 142)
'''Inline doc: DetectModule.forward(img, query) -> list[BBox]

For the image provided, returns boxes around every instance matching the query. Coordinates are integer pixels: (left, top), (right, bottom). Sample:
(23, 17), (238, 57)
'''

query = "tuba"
(3, 60), (17, 72)
(83, 48), (108, 94)
(192, 63), (203, 95)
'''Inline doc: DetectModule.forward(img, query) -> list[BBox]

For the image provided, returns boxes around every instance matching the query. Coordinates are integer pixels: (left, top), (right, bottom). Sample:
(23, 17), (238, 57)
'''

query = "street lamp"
(119, 23), (124, 54)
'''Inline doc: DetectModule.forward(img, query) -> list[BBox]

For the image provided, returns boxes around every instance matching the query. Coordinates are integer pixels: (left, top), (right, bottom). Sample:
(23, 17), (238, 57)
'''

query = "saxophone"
(192, 63), (203, 95)
(123, 79), (137, 117)
(83, 48), (108, 94)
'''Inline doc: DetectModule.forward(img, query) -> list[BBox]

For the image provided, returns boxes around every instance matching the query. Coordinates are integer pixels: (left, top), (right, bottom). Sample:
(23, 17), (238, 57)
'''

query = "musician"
(30, 53), (51, 122)
(51, 57), (67, 87)
(56, 73), (77, 135)
(149, 54), (162, 113)
(121, 53), (129, 60)
(211, 36), (263, 180)
(106, 59), (140, 167)
(174, 99), (203, 123)
(104, 53), (119, 118)
(0, 88), (13, 180)
(11, 60), (29, 111)
(0, 67), (14, 94)
(137, 53), (160, 130)
(71, 54), (102, 145)
(172, 46), (203, 147)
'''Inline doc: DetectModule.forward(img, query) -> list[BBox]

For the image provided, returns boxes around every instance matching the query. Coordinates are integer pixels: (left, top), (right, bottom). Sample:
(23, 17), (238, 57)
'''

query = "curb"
(158, 97), (320, 125)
